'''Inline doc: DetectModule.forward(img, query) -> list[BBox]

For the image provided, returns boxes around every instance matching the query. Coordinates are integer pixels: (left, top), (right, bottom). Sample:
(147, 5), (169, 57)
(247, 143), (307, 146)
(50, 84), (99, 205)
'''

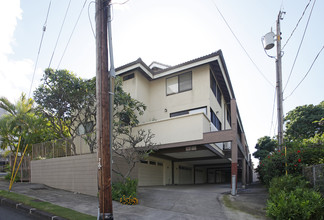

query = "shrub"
(268, 175), (310, 198)
(267, 175), (324, 220)
(4, 165), (20, 182)
(112, 178), (138, 203)
(257, 148), (307, 186)
(267, 188), (324, 220)
(119, 195), (138, 205)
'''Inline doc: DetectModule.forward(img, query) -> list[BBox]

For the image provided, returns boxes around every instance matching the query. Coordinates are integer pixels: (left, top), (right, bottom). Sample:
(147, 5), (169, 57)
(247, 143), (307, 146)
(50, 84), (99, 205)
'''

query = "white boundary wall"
(31, 154), (98, 196)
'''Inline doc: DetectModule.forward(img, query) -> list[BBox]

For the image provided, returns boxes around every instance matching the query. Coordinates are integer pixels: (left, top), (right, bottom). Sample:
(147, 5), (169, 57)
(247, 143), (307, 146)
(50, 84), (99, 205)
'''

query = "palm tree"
(0, 93), (45, 153)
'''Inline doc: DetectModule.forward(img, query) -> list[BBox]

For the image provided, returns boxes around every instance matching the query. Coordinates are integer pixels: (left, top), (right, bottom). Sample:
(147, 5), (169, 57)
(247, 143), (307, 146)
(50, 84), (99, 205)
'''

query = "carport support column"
(230, 99), (238, 195)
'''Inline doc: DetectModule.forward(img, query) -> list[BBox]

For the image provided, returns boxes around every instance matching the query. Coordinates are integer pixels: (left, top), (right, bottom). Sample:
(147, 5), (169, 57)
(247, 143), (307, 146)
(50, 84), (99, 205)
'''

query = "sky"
(0, 0), (323, 166)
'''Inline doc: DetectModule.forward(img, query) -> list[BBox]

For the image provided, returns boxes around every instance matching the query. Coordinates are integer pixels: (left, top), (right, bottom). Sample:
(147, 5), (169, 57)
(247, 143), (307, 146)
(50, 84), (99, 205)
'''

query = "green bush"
(267, 175), (324, 220)
(267, 188), (324, 220)
(256, 146), (324, 186)
(112, 178), (138, 201)
(269, 175), (310, 198)
(257, 148), (308, 186)
(4, 165), (20, 182)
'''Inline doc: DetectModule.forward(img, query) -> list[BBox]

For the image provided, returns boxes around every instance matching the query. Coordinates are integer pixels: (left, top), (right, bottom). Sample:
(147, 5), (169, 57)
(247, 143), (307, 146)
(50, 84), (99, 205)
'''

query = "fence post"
(52, 142), (54, 158)
(80, 135), (82, 155)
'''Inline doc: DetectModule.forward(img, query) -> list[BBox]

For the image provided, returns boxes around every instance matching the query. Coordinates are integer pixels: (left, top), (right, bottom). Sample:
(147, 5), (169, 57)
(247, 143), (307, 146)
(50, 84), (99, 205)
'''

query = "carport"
(151, 142), (238, 185)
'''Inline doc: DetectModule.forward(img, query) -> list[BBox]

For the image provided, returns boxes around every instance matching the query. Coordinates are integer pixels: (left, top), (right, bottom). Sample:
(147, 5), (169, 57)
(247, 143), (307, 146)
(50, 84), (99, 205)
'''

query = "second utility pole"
(276, 11), (284, 151)
(96, 0), (113, 219)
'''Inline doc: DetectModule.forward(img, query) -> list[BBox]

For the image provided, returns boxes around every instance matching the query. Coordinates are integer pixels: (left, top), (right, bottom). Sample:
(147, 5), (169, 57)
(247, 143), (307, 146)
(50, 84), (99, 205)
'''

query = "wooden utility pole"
(276, 11), (284, 151)
(96, 0), (113, 219)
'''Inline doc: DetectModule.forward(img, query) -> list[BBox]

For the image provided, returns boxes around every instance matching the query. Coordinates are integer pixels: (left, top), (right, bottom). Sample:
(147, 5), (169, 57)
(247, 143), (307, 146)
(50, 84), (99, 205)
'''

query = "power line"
(48, 0), (72, 68)
(110, 0), (130, 5)
(210, 0), (274, 88)
(88, 1), (96, 38)
(283, 0), (316, 92)
(28, 0), (52, 99)
(282, 0), (312, 50)
(269, 88), (277, 136)
(57, 0), (88, 69)
(284, 45), (324, 100)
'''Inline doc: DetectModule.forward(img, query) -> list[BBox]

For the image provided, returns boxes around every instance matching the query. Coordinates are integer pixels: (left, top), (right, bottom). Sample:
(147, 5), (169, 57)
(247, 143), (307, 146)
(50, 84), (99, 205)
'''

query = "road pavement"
(0, 205), (35, 220)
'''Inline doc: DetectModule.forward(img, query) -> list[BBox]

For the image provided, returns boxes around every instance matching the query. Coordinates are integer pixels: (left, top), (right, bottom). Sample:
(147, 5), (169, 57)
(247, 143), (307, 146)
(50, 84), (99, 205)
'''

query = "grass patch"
(0, 190), (96, 220)
(222, 194), (266, 218)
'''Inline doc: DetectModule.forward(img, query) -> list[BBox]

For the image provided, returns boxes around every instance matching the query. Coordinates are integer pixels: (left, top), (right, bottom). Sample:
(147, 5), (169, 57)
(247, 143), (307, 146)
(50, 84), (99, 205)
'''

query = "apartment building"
(116, 50), (253, 190)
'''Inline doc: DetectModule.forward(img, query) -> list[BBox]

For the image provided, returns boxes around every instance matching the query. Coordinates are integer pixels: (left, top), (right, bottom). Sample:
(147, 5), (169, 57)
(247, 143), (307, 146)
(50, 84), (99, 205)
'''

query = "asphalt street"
(0, 205), (35, 220)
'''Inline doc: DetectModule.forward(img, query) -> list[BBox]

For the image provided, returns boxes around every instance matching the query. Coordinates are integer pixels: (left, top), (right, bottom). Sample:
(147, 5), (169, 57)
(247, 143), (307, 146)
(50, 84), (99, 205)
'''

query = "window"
(170, 107), (207, 118)
(211, 109), (221, 131)
(170, 110), (189, 117)
(210, 72), (222, 106)
(227, 107), (231, 125)
(123, 73), (134, 81)
(179, 165), (192, 171)
(166, 72), (192, 95)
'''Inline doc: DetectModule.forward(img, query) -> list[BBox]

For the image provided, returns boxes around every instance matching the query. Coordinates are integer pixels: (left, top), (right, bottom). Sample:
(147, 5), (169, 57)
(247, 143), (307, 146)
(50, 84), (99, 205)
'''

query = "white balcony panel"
(135, 112), (210, 145)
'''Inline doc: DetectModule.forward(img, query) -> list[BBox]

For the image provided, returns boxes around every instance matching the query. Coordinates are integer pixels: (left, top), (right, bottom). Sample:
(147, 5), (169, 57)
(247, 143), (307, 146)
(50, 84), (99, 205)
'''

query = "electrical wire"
(28, 0), (52, 99)
(88, 1), (96, 38)
(283, 0), (316, 92)
(110, 0), (130, 5)
(57, 0), (88, 69)
(269, 88), (277, 136)
(284, 45), (324, 100)
(282, 0), (312, 50)
(210, 0), (274, 88)
(48, 0), (72, 68)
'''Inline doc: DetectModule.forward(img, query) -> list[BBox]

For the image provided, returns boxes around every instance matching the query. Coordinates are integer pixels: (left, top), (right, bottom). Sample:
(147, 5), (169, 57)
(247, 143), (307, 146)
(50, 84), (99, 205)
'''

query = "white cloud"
(0, 0), (36, 102)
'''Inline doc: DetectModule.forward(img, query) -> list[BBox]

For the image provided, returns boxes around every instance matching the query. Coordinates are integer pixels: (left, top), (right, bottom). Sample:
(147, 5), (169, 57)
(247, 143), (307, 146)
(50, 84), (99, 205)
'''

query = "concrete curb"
(0, 196), (66, 220)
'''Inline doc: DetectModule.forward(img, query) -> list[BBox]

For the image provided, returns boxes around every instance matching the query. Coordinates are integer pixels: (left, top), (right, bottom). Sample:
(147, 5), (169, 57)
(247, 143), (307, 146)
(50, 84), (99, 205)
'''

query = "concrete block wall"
(31, 153), (140, 196)
(31, 154), (98, 196)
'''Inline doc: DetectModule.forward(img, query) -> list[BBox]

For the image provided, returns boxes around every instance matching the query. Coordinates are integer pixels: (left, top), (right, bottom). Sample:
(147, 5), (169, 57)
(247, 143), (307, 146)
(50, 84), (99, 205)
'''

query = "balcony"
(135, 112), (211, 145)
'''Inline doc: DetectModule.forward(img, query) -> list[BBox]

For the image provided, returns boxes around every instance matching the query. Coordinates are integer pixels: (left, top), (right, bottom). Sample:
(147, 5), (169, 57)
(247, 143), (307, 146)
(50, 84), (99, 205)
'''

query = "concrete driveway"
(130, 184), (230, 219)
(115, 184), (264, 220)
(1, 179), (265, 219)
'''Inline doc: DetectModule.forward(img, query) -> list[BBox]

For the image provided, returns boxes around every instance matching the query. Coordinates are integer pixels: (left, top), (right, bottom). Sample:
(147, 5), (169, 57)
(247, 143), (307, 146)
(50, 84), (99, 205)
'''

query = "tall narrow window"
(166, 76), (178, 94)
(211, 109), (221, 131)
(166, 72), (192, 95)
(210, 71), (222, 106)
(179, 72), (192, 92)
(216, 85), (221, 106)
(227, 105), (231, 125)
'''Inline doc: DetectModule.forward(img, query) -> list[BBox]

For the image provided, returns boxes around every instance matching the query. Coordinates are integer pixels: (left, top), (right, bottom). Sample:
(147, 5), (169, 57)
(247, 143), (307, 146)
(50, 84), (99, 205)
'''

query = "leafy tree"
(0, 94), (54, 154)
(284, 101), (324, 142)
(253, 136), (277, 160)
(34, 69), (156, 179)
(112, 77), (156, 180)
(256, 145), (324, 185)
(34, 68), (96, 153)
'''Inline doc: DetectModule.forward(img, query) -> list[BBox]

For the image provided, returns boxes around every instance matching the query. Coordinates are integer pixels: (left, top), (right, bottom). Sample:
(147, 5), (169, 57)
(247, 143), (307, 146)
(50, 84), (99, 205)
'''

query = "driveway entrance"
(135, 184), (231, 219)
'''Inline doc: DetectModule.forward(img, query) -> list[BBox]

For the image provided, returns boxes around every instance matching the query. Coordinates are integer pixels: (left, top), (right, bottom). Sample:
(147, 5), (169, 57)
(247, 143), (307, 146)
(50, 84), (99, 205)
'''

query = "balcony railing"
(135, 112), (211, 145)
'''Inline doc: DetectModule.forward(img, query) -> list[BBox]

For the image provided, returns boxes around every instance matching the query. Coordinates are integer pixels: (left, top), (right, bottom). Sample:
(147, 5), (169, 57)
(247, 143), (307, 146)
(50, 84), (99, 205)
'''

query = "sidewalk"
(0, 178), (268, 220)
(223, 183), (269, 219)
